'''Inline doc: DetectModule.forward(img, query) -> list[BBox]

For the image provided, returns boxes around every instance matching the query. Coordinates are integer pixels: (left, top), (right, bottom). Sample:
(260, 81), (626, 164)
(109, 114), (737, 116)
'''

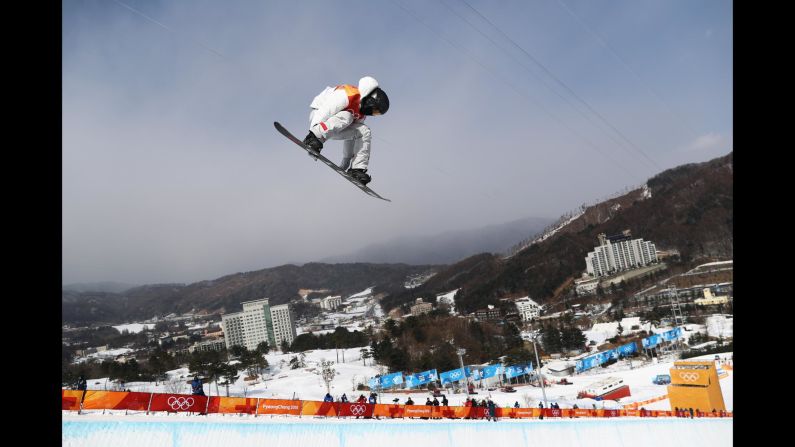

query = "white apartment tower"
(270, 303), (297, 348)
(221, 298), (296, 352)
(514, 297), (541, 322)
(585, 231), (658, 277)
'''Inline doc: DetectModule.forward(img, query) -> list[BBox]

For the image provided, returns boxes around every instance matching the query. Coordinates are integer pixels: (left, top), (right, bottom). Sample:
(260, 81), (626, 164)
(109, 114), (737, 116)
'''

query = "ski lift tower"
(667, 285), (685, 355)
(457, 348), (469, 397)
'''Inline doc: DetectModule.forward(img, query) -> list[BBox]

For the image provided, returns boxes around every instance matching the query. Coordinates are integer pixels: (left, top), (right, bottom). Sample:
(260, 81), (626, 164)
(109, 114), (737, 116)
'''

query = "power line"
(389, 0), (644, 182)
(552, 0), (701, 141)
(439, 0), (655, 173)
(456, 0), (661, 172)
(111, 0), (227, 60)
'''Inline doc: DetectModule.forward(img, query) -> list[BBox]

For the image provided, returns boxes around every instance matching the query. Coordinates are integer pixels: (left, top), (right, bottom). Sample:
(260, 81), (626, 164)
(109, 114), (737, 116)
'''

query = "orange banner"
(452, 406), (474, 418)
(63, 391), (735, 419)
(373, 404), (404, 418)
(62, 390), (83, 411)
(403, 405), (432, 418)
(258, 399), (302, 415)
(83, 391), (151, 411)
(500, 407), (538, 418)
(207, 396), (258, 414)
(61, 390), (152, 411)
(300, 400), (337, 417)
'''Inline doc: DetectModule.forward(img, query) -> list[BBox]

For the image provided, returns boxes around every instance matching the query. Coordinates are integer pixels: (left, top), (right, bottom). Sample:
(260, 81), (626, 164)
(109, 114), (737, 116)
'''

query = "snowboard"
(274, 121), (391, 202)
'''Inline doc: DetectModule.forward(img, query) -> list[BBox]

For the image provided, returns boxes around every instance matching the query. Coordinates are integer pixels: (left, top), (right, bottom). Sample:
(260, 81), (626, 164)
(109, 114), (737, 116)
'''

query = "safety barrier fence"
(62, 390), (733, 419)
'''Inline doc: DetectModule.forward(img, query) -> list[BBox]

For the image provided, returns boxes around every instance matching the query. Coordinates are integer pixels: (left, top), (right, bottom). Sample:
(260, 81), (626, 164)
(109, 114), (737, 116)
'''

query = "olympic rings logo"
(167, 396), (195, 410)
(350, 404), (366, 416)
(679, 372), (700, 382)
(450, 371), (461, 378)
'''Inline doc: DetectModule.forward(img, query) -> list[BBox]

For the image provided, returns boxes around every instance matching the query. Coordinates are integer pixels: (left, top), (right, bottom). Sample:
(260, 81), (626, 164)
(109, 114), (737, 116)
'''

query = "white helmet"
(358, 76), (379, 97)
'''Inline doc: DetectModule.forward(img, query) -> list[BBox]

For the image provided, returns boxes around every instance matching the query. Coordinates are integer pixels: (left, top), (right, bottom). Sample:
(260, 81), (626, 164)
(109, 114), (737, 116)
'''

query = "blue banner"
(661, 327), (682, 341)
(596, 351), (612, 364)
(368, 377), (380, 389)
(439, 367), (471, 385)
(473, 364), (503, 381)
(504, 363), (533, 379)
(576, 355), (600, 373)
(642, 334), (662, 349)
(404, 369), (438, 388)
(617, 342), (637, 357)
(379, 371), (404, 388)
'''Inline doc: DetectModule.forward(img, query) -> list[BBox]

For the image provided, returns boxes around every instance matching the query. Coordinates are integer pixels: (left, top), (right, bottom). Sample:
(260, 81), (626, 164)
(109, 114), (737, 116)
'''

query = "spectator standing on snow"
(76, 375), (88, 404)
(190, 376), (205, 396)
(324, 393), (334, 402)
(487, 399), (497, 422)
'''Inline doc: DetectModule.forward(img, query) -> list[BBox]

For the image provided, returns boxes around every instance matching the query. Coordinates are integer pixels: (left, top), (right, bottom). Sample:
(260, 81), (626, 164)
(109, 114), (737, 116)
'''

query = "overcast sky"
(62, 0), (732, 285)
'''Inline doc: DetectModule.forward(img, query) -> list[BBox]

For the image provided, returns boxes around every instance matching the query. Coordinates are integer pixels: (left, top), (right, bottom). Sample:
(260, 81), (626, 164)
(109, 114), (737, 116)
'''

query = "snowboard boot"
(347, 168), (371, 185)
(303, 131), (323, 153)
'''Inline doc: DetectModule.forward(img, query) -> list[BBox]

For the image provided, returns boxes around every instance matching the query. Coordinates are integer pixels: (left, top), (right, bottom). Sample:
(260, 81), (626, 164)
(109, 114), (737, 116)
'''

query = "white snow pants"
(309, 110), (372, 171)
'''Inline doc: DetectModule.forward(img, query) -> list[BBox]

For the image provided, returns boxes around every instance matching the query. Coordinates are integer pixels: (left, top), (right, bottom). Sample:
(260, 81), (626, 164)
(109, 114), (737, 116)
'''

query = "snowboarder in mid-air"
(301, 76), (390, 186)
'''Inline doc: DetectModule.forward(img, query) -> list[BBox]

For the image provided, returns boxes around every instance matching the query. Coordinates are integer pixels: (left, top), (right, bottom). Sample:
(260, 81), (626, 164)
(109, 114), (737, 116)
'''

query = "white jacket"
(309, 76), (379, 137)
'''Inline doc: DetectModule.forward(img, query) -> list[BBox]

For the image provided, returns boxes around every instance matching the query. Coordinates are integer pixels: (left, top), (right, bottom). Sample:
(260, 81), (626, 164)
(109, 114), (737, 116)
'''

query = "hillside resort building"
(585, 231), (658, 278)
(221, 298), (297, 351)
(514, 297), (542, 322)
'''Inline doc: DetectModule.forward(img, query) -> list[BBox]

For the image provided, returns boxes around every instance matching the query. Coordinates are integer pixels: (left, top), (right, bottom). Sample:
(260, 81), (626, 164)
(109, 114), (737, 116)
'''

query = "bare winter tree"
(359, 347), (372, 366)
(165, 375), (186, 394)
(318, 359), (338, 394)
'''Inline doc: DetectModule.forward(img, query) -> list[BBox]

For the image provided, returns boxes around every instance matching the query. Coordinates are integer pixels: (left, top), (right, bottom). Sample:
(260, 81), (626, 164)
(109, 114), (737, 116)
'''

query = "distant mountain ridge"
(62, 263), (437, 326)
(62, 281), (139, 294)
(321, 216), (554, 264)
(380, 152), (733, 315)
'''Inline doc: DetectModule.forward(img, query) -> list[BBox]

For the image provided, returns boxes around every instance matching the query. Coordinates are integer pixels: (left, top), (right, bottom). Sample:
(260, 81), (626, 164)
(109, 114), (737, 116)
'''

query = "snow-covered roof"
(348, 288), (374, 299)
(112, 323), (155, 334)
(514, 296), (540, 307)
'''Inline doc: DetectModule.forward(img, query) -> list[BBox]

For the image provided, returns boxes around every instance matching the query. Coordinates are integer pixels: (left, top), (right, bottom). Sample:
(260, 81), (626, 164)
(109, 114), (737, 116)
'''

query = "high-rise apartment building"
(269, 303), (297, 348)
(221, 298), (296, 351)
(585, 231), (658, 277)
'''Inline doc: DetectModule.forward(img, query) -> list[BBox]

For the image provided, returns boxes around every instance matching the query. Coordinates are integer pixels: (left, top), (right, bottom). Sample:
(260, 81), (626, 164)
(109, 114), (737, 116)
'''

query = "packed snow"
(63, 414), (732, 447)
(436, 289), (458, 315)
